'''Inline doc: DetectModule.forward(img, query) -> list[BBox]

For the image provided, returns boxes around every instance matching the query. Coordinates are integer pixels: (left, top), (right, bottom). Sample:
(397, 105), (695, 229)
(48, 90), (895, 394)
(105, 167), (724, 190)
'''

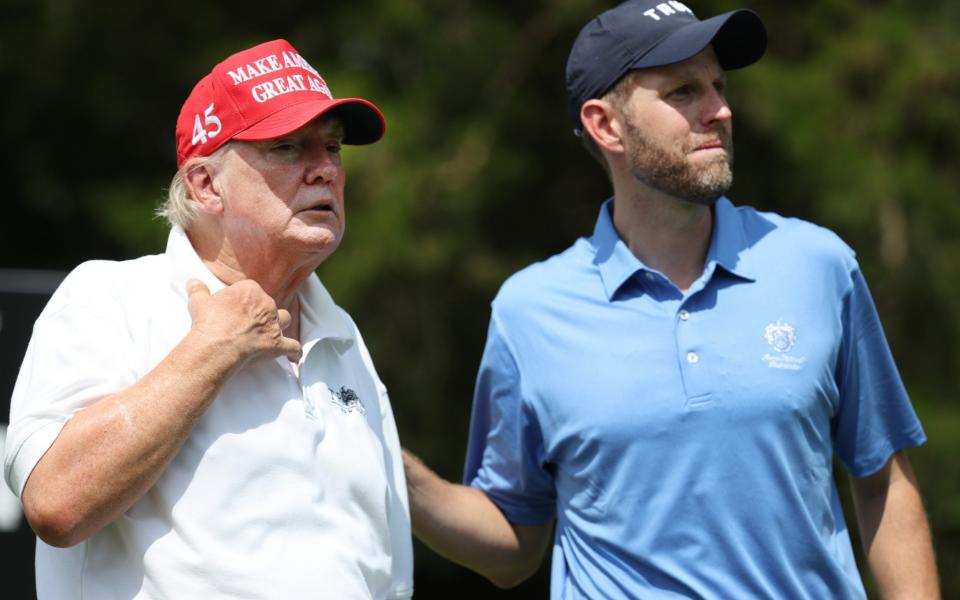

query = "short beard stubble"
(623, 119), (734, 206)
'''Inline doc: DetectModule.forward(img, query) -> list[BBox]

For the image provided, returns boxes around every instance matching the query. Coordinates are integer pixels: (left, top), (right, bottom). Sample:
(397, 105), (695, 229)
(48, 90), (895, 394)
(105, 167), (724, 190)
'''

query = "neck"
(186, 225), (315, 321)
(610, 180), (714, 293)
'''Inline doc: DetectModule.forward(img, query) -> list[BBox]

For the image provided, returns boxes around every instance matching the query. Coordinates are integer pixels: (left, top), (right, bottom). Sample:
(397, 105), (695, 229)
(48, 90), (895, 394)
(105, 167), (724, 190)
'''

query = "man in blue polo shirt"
(402, 1), (940, 597)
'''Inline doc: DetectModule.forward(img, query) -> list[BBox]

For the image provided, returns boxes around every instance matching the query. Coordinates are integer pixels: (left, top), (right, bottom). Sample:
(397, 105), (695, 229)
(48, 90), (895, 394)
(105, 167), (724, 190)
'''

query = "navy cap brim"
(631, 9), (766, 71)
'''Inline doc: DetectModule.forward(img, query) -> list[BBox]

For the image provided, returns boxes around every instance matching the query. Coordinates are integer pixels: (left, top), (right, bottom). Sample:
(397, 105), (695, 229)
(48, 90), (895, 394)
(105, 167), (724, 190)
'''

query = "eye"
(325, 142), (342, 155)
(271, 140), (299, 153)
(667, 84), (693, 100)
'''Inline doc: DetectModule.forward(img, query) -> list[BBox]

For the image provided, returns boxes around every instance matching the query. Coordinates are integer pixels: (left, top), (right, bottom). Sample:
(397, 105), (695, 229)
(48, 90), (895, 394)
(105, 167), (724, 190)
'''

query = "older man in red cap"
(4, 39), (412, 599)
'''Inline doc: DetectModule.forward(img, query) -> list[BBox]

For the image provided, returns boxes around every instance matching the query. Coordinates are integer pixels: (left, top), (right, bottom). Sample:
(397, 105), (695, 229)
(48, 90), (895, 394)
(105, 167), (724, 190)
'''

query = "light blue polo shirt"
(464, 197), (926, 599)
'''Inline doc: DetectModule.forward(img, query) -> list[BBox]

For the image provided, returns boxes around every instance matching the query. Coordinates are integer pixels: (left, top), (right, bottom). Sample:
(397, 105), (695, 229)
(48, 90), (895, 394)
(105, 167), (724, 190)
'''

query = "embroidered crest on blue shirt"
(762, 320), (806, 370)
(328, 385), (365, 414)
(764, 320), (796, 352)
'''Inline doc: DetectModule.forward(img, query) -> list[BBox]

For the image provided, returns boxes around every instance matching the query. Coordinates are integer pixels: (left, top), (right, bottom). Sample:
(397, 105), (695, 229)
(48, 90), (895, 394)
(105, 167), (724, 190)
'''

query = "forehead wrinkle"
(303, 115), (345, 139)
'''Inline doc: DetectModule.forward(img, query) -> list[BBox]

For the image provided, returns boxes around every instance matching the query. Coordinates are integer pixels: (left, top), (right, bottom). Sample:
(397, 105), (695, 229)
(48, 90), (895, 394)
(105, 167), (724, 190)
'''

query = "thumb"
(186, 278), (210, 299)
(186, 279), (211, 315)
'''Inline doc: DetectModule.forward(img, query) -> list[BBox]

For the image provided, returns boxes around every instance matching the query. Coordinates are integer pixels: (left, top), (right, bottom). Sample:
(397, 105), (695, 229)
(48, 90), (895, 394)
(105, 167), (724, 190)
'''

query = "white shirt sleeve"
(3, 263), (137, 498)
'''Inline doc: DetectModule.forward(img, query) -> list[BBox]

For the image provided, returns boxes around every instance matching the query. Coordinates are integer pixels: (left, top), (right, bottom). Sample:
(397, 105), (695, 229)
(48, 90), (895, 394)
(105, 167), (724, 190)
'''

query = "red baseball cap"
(175, 39), (385, 166)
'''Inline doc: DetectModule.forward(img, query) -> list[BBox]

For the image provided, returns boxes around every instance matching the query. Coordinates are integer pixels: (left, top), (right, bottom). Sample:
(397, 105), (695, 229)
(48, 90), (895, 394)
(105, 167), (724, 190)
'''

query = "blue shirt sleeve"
(463, 316), (556, 524)
(833, 266), (927, 477)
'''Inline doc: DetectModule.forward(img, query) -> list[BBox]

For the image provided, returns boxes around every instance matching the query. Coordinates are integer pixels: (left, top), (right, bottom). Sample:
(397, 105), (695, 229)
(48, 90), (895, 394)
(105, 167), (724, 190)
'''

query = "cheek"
(333, 177), (346, 209)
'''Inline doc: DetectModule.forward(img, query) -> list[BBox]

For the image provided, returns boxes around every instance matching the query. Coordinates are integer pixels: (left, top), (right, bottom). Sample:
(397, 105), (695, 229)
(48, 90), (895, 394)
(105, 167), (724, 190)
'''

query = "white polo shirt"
(4, 227), (414, 599)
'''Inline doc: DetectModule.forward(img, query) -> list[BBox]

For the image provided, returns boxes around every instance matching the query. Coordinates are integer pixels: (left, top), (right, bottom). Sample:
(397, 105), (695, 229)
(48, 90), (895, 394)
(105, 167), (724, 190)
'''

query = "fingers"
(185, 278), (301, 362)
(274, 309), (301, 361)
(277, 308), (292, 330)
(280, 338), (303, 362)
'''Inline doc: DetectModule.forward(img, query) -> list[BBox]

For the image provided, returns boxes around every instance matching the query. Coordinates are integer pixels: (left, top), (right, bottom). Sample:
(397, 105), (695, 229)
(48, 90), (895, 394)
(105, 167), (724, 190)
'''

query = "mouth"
(693, 139), (726, 152)
(298, 200), (336, 216)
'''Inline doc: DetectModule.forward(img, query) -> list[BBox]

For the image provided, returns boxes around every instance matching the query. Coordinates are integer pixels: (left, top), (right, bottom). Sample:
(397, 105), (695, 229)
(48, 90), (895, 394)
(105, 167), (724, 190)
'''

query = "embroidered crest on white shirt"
(328, 385), (365, 414)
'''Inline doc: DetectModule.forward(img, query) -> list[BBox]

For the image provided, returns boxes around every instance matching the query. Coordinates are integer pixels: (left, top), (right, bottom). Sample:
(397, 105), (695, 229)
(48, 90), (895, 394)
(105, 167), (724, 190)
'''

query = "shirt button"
(679, 310), (690, 321)
(644, 272), (655, 281)
(686, 352), (699, 364)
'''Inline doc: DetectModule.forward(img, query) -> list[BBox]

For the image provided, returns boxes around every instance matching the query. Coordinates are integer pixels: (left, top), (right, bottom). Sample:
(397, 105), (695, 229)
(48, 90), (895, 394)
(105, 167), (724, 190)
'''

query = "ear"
(183, 161), (225, 216)
(581, 99), (625, 155)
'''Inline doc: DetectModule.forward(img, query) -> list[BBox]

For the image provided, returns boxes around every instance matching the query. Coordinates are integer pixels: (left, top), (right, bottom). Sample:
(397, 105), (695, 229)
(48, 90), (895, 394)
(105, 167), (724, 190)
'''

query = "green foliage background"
(2, 0), (957, 596)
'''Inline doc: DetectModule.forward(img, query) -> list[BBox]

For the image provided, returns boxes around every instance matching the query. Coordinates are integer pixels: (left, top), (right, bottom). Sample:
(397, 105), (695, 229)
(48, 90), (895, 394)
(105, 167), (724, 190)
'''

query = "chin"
(306, 236), (340, 256)
(295, 222), (340, 243)
(311, 234), (342, 256)
(280, 228), (339, 258)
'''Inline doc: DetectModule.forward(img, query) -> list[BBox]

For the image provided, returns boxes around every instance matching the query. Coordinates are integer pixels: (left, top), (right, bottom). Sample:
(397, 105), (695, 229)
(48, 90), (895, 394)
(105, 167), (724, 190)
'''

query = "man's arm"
(849, 450), (940, 599)
(403, 449), (553, 589)
(20, 279), (301, 548)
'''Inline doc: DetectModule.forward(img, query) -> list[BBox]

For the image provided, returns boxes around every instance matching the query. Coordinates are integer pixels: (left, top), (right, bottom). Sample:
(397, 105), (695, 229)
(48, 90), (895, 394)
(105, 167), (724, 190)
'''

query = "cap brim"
(631, 9), (767, 71)
(233, 97), (386, 145)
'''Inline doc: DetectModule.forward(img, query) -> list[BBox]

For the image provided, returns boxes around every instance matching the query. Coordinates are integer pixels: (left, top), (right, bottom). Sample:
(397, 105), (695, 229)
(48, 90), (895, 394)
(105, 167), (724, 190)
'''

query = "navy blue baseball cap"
(565, 0), (767, 133)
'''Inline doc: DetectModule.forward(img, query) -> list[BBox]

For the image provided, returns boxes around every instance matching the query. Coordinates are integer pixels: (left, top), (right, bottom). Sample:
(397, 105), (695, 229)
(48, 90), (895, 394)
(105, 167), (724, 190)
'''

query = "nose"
(703, 87), (732, 126)
(304, 146), (340, 185)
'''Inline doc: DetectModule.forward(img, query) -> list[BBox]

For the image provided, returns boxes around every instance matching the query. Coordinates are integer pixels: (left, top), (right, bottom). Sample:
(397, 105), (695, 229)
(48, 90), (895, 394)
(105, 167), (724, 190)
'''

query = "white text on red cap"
(250, 75), (330, 103)
(226, 50), (321, 84)
(225, 50), (333, 104)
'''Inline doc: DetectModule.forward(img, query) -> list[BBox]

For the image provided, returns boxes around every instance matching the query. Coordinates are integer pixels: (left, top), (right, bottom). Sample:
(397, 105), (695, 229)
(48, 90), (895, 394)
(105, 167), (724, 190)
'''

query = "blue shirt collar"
(591, 196), (756, 301)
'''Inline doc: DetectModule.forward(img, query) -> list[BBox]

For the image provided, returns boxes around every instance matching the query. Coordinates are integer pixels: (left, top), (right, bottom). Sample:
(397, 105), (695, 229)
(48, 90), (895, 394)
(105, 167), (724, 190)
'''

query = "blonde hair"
(156, 142), (232, 229)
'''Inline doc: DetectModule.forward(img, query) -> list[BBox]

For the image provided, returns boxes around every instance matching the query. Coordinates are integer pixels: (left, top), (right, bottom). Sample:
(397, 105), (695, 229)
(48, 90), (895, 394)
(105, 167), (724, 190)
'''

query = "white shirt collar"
(166, 226), (355, 346)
